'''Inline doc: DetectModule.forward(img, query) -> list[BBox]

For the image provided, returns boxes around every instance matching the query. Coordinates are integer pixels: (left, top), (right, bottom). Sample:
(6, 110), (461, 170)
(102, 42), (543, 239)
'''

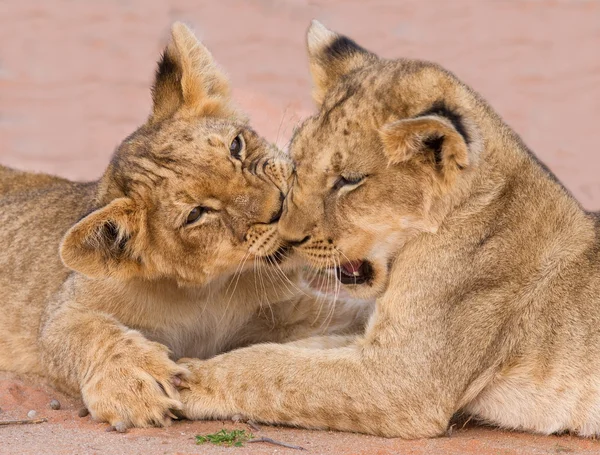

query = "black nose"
(268, 193), (285, 224)
(287, 235), (311, 247)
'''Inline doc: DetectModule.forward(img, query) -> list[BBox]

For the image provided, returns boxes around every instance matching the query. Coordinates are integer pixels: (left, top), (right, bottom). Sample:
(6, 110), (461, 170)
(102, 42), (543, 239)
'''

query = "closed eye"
(333, 175), (366, 192)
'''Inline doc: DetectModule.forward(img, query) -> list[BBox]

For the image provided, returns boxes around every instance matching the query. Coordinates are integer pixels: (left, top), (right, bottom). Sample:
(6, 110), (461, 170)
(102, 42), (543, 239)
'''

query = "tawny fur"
(0, 23), (370, 431)
(180, 21), (600, 438)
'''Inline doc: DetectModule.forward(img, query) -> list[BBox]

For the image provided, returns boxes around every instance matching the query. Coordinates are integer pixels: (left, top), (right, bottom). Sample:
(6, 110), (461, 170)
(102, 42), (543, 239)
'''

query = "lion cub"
(0, 23), (369, 431)
(179, 22), (600, 438)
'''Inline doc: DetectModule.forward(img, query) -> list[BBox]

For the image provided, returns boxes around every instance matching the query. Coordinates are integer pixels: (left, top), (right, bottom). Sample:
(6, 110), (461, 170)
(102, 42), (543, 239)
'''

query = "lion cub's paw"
(81, 335), (190, 430)
(176, 357), (223, 420)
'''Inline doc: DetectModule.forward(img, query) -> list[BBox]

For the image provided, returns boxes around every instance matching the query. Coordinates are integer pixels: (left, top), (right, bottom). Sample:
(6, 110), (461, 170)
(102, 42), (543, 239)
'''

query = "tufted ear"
(149, 22), (235, 123)
(60, 198), (145, 280)
(306, 20), (376, 106)
(380, 107), (480, 185)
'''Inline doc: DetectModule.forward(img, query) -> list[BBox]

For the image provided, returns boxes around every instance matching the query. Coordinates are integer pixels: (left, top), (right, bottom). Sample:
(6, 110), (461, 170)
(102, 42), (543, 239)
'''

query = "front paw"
(82, 335), (189, 430)
(176, 357), (236, 421)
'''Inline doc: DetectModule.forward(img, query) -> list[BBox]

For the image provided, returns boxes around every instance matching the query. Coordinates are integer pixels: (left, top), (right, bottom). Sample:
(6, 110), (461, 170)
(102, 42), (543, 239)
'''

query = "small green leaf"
(195, 429), (253, 447)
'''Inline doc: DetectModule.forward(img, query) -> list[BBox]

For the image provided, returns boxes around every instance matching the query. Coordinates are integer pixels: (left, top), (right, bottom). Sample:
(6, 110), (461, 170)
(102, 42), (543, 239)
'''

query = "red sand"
(1, 1), (600, 454)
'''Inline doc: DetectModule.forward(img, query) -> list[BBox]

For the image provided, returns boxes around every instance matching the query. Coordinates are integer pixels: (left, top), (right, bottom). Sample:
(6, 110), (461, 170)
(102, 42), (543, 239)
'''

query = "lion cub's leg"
(179, 284), (468, 439)
(179, 336), (451, 438)
(40, 287), (188, 430)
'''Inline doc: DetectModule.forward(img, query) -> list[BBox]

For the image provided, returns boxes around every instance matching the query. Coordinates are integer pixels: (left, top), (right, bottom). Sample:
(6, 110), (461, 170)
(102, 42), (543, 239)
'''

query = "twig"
(248, 437), (306, 451)
(0, 417), (48, 426)
(247, 420), (261, 432)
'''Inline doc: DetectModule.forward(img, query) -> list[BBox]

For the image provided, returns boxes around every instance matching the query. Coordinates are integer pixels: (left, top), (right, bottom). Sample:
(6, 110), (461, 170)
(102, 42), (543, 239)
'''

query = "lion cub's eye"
(186, 206), (208, 225)
(333, 175), (365, 191)
(230, 134), (244, 160)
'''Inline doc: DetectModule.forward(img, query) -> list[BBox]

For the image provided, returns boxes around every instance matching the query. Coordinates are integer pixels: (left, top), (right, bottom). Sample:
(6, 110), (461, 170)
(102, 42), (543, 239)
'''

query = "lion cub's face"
(279, 22), (481, 298)
(60, 24), (292, 287)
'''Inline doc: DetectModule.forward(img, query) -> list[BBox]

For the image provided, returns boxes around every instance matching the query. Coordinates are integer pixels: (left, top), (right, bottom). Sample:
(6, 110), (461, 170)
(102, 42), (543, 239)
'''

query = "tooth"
(353, 271), (360, 276)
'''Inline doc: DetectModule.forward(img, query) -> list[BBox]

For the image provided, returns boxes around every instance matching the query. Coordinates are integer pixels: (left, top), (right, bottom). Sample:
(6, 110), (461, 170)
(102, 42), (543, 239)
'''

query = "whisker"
(266, 255), (294, 297)
(311, 255), (330, 326)
(255, 258), (275, 326)
(335, 247), (353, 267)
(262, 256), (283, 302)
(279, 117), (304, 153)
(252, 256), (263, 304)
(225, 251), (250, 296)
(217, 251), (251, 325)
(259, 260), (277, 326)
(270, 251), (310, 297)
(321, 253), (341, 332)
(275, 106), (290, 149)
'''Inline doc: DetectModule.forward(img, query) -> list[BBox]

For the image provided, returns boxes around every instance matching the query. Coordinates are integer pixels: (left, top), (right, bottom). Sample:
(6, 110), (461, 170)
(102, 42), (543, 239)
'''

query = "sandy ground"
(1, 1), (600, 454)
(3, 370), (600, 455)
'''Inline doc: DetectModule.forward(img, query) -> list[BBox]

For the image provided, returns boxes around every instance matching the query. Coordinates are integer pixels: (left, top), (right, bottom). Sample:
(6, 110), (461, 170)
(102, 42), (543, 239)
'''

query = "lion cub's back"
(0, 165), (74, 197)
(0, 172), (96, 373)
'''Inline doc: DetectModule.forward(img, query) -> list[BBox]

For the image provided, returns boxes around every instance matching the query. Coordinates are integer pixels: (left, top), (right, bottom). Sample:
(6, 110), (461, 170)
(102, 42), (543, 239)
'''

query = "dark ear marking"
(148, 22), (234, 123)
(306, 21), (375, 107)
(418, 101), (470, 145)
(423, 135), (445, 168)
(100, 221), (129, 256)
(155, 51), (180, 89)
(324, 36), (368, 61)
(150, 50), (183, 119)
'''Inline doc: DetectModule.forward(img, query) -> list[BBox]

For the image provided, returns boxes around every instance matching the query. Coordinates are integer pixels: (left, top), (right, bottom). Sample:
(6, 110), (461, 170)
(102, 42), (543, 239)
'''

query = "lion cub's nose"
(278, 209), (311, 246)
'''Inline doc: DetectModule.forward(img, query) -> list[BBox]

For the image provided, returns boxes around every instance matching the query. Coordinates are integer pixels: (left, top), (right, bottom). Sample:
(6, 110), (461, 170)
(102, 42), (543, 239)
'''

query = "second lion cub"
(179, 21), (600, 438)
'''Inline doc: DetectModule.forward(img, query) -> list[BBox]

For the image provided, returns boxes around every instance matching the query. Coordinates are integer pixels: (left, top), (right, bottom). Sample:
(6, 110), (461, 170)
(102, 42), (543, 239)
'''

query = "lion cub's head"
(280, 21), (483, 298)
(60, 23), (292, 287)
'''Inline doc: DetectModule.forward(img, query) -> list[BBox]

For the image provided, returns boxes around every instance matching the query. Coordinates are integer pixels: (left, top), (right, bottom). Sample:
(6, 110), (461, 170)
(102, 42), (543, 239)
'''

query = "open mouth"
(335, 260), (374, 285)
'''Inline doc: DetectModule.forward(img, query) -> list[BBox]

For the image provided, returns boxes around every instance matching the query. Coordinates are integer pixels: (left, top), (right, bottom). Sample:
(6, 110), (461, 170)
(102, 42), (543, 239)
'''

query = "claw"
(171, 407), (186, 420)
(166, 410), (179, 420)
(114, 421), (128, 433)
(176, 378), (190, 390)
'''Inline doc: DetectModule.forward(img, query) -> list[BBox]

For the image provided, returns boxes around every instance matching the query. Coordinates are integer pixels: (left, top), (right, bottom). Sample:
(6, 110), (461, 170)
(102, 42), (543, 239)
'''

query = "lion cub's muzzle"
(251, 155), (294, 195)
(245, 223), (291, 265)
(283, 236), (377, 287)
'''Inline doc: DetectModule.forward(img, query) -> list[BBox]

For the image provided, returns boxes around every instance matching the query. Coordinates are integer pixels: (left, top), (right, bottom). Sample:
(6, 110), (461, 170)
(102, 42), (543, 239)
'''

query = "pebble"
(27, 410), (37, 419)
(49, 399), (61, 410)
(78, 407), (89, 418)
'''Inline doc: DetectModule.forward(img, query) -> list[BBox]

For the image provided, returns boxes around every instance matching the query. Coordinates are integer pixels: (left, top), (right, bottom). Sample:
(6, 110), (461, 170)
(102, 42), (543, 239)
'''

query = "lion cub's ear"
(149, 22), (235, 123)
(306, 20), (376, 106)
(60, 198), (144, 280)
(380, 108), (481, 185)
